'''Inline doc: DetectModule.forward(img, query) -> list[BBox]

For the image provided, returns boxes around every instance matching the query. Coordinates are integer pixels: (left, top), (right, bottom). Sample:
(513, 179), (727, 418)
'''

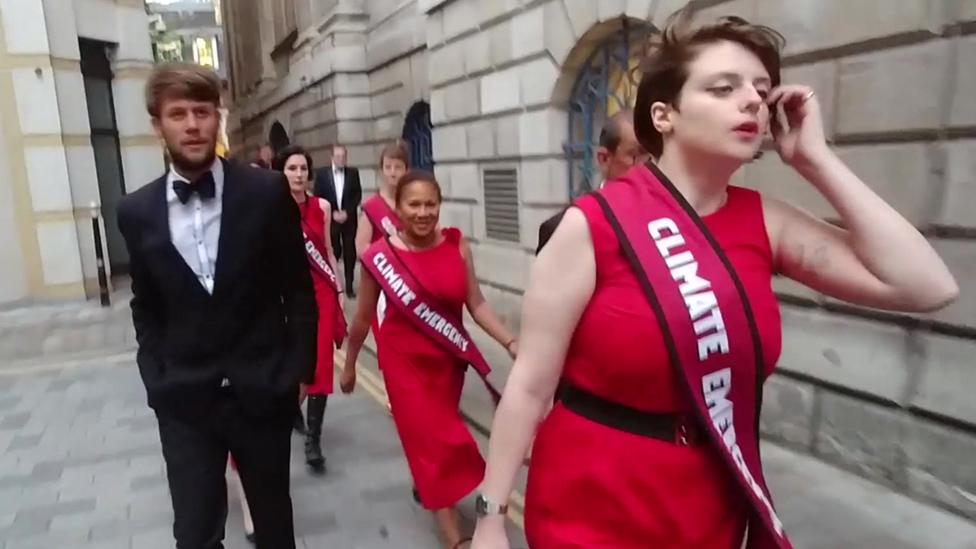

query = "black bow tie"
(173, 171), (216, 204)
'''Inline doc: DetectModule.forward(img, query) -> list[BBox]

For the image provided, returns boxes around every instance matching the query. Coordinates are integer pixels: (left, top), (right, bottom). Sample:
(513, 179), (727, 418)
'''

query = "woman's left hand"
(340, 366), (357, 394)
(768, 84), (830, 170)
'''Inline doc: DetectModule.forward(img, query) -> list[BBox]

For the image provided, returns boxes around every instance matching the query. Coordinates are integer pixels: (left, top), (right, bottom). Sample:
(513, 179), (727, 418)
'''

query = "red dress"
(302, 197), (340, 396)
(524, 186), (783, 548)
(375, 228), (485, 510)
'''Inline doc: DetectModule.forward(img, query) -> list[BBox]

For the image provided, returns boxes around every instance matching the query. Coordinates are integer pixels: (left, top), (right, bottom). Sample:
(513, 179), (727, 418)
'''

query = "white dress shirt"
(166, 158), (224, 295)
(332, 164), (345, 208)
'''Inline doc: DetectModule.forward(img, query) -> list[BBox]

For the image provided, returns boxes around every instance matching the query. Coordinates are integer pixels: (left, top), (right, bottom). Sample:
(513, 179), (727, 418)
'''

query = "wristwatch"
(475, 494), (508, 517)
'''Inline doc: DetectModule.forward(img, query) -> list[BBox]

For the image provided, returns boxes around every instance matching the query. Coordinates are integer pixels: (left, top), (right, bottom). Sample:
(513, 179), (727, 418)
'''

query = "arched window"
(401, 101), (434, 172)
(564, 19), (650, 198)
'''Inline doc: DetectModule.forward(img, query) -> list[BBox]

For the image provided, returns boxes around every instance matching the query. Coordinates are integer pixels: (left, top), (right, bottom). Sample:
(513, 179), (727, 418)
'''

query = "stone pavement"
(0, 351), (483, 549)
(3, 294), (976, 548)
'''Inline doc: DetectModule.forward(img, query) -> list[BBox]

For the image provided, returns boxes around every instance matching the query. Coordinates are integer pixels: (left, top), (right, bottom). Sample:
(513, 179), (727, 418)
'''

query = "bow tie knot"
(173, 171), (216, 204)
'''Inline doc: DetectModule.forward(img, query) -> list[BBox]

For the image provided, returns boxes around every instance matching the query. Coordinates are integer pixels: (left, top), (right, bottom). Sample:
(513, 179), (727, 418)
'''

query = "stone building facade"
(148, 0), (228, 81)
(0, 0), (163, 306)
(221, 0), (976, 519)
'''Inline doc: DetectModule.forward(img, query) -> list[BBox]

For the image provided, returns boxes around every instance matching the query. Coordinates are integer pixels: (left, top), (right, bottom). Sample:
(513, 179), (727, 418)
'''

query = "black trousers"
(156, 391), (296, 549)
(331, 217), (358, 293)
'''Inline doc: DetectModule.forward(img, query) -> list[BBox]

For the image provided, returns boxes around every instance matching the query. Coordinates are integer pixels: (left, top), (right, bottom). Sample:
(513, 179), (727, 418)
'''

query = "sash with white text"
(361, 238), (501, 404)
(362, 195), (401, 240)
(592, 163), (790, 549)
(300, 219), (348, 346)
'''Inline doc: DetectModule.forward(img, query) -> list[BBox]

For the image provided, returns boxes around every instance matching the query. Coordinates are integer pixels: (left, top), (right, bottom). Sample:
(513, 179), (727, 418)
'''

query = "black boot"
(304, 395), (327, 475)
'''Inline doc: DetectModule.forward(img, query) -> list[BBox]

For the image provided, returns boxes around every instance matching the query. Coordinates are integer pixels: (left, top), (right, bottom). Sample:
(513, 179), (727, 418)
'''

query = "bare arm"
(460, 237), (516, 353)
(475, 208), (596, 530)
(354, 212), (373, 257)
(764, 85), (958, 312)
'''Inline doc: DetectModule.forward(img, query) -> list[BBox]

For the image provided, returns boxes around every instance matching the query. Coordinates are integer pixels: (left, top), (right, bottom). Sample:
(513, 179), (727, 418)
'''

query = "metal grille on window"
(483, 168), (520, 243)
(564, 18), (650, 198)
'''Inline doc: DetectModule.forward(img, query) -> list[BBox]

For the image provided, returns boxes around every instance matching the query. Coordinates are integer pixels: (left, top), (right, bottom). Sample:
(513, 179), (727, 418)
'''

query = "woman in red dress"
(355, 140), (409, 415)
(341, 171), (518, 548)
(355, 140), (408, 256)
(273, 145), (346, 475)
(472, 8), (957, 549)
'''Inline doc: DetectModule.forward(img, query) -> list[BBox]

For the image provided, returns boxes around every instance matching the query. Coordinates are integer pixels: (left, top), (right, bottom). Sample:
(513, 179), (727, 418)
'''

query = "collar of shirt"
(332, 164), (344, 174)
(166, 157), (225, 205)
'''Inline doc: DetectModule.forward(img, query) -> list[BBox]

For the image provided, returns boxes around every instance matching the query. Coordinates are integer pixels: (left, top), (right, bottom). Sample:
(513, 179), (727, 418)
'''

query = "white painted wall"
(112, 78), (153, 138)
(0, 0), (51, 54)
(72, 0), (119, 44)
(120, 145), (165, 193)
(42, 0), (81, 60)
(0, 109), (28, 303)
(35, 220), (83, 285)
(12, 67), (62, 136)
(24, 146), (73, 212)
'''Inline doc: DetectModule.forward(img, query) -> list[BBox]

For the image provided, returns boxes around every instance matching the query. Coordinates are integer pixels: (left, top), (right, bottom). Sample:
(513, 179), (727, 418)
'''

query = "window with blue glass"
(564, 20), (651, 198)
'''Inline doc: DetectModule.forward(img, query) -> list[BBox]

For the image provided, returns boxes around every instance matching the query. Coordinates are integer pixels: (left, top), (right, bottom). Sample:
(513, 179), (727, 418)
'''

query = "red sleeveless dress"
(524, 186), (782, 548)
(301, 197), (340, 396)
(375, 228), (485, 510)
(364, 194), (400, 349)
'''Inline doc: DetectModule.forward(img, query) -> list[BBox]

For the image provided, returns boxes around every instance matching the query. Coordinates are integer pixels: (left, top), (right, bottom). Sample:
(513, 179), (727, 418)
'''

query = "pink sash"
(362, 195), (401, 241)
(592, 164), (790, 549)
(361, 238), (501, 403)
(300, 218), (348, 346)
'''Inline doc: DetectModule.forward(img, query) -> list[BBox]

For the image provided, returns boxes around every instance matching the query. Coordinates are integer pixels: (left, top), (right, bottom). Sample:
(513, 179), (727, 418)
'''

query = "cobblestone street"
(2, 298), (976, 548)
(0, 351), (454, 548)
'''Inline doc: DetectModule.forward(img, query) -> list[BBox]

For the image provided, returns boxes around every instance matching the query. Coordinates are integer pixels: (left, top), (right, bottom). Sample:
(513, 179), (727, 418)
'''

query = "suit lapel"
(212, 158), (244, 299)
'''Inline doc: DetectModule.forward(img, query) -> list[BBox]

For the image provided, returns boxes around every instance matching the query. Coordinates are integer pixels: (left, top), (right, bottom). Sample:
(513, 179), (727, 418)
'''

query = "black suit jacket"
(117, 160), (318, 419)
(313, 165), (362, 217)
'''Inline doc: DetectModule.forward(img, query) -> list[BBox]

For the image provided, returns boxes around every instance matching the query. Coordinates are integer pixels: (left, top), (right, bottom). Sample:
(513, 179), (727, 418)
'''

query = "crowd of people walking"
(118, 5), (958, 548)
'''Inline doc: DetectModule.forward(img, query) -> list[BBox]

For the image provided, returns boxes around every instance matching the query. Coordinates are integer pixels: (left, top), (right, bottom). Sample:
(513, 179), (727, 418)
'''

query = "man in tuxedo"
(314, 144), (362, 296)
(536, 109), (647, 253)
(116, 63), (316, 549)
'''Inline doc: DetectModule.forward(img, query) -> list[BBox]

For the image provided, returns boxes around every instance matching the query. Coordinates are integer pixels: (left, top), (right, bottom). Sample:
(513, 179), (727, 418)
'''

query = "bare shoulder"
(549, 206), (591, 244)
(318, 197), (331, 213)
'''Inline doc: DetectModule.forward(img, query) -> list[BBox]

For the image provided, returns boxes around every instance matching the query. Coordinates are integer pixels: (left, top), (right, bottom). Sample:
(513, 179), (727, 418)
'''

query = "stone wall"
(223, 0), (976, 521)
(725, 0), (976, 520)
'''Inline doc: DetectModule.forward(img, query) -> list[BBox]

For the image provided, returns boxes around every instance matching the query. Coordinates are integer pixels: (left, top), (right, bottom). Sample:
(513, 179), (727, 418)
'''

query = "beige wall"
(0, 0), (160, 305)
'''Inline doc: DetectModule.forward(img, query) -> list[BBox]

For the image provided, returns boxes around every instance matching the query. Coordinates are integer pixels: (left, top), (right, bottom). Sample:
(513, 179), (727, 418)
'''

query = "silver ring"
(802, 90), (816, 102)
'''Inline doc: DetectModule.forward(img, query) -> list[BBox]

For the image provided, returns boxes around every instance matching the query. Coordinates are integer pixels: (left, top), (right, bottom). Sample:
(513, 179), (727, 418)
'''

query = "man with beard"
(116, 63), (316, 549)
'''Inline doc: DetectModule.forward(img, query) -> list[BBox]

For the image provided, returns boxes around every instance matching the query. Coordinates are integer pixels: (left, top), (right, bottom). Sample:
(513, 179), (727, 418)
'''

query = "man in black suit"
(314, 144), (362, 297)
(116, 63), (316, 549)
(536, 109), (647, 254)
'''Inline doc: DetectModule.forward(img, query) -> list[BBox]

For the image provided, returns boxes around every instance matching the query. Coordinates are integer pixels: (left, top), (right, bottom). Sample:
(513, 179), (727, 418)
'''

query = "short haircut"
(145, 62), (221, 118)
(598, 109), (635, 152)
(395, 170), (442, 206)
(379, 140), (410, 168)
(634, 6), (784, 157)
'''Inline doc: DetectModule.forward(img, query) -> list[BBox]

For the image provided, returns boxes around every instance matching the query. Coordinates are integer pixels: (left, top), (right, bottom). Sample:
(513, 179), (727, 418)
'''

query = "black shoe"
(412, 486), (421, 504)
(305, 395), (328, 475)
(346, 288), (356, 299)
(292, 409), (306, 435)
(245, 532), (255, 545)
